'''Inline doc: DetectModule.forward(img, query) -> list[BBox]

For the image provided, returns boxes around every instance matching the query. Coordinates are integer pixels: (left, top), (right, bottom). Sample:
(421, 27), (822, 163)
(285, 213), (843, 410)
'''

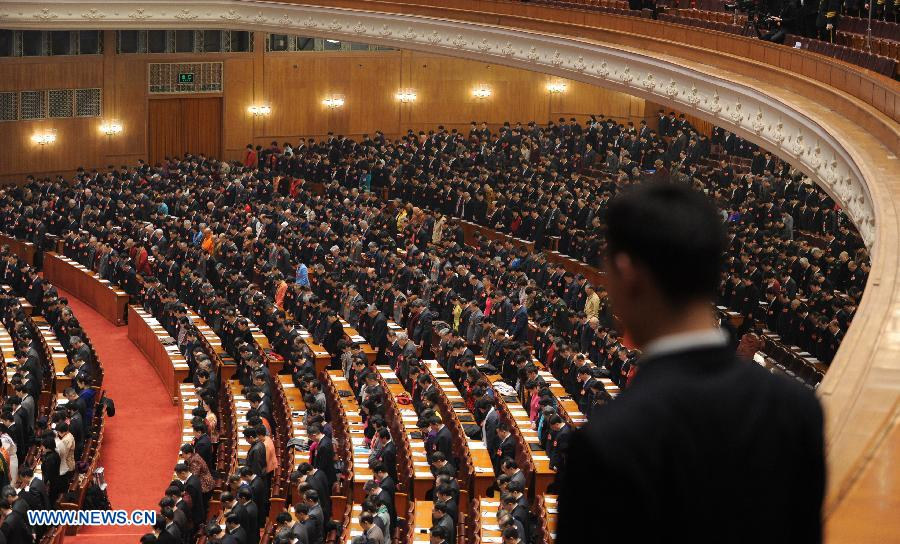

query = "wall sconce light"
(248, 104), (272, 116)
(395, 89), (417, 103)
(547, 81), (567, 94)
(323, 96), (345, 109)
(472, 86), (492, 99)
(31, 129), (57, 146)
(100, 119), (123, 136)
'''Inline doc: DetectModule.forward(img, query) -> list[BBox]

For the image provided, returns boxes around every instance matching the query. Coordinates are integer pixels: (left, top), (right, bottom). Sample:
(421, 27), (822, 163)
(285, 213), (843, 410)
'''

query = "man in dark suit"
(234, 488), (260, 544)
(39, 437), (62, 505)
(371, 428), (397, 482)
(429, 417), (454, 462)
(366, 305), (389, 364)
(0, 494), (32, 544)
(558, 184), (824, 543)
(176, 464), (206, 528)
(192, 424), (215, 474)
(223, 513), (248, 544)
(243, 428), (267, 478)
(491, 423), (516, 475)
(309, 424), (337, 489)
(18, 468), (49, 511)
(241, 466), (268, 527)
(297, 462), (331, 521)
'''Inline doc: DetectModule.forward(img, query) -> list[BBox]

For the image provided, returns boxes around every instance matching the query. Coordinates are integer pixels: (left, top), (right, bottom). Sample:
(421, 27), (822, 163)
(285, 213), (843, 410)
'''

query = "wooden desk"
(44, 253), (128, 326)
(327, 371), (369, 504)
(187, 309), (237, 381)
(0, 234), (36, 266)
(127, 305), (189, 405)
(0, 320), (16, 396)
(374, 365), (433, 499)
(411, 500), (434, 543)
(458, 220), (605, 287)
(423, 360), (495, 498)
(486, 373), (555, 496)
(478, 498), (503, 544)
(339, 318), (377, 364)
(537, 494), (559, 544)
(279, 375), (309, 474)
(32, 316), (71, 394)
(298, 328), (332, 376)
(230, 380), (253, 462)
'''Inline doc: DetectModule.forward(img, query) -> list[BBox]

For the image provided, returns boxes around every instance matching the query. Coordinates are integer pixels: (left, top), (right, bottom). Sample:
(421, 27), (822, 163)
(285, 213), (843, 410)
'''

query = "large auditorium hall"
(0, 1), (897, 543)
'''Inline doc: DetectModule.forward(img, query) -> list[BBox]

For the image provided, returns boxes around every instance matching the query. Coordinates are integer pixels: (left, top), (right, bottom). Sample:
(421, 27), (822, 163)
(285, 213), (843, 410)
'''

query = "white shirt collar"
(641, 328), (729, 360)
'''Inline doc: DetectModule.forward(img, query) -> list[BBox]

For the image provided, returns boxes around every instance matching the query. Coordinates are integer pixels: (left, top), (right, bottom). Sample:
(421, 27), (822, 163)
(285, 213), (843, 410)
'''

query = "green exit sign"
(178, 72), (194, 84)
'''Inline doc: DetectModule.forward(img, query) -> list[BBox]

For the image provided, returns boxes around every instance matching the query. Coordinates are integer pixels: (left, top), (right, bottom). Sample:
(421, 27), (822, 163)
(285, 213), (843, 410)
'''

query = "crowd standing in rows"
(0, 112), (867, 543)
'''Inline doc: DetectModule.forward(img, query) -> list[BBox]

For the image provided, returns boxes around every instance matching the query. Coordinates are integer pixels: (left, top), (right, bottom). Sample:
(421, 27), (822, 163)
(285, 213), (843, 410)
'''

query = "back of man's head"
(606, 183), (724, 306)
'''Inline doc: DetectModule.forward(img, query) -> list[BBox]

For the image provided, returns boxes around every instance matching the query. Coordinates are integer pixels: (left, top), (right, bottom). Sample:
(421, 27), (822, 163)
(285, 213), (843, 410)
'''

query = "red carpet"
(57, 290), (180, 543)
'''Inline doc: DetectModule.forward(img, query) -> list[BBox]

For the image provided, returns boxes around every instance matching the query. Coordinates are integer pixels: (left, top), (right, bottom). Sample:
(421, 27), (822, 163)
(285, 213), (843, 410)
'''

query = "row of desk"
(477, 494), (558, 544)
(32, 315), (72, 394)
(44, 253), (129, 326)
(422, 360), (495, 497)
(278, 374), (309, 481)
(484, 370), (555, 496)
(127, 305), (189, 405)
(0, 319), (16, 396)
(374, 365), (434, 500)
(457, 220), (605, 288)
(325, 370), (370, 503)
(0, 233), (36, 266)
(339, 317), (378, 364)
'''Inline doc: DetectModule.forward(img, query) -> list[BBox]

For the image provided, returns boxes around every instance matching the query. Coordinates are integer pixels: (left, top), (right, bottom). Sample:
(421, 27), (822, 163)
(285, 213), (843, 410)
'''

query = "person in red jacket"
(242, 144), (257, 169)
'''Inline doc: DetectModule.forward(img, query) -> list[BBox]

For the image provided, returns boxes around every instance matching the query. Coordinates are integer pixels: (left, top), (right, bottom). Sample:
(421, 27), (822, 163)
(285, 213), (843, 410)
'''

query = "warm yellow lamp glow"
(323, 96), (345, 108)
(547, 81), (568, 94)
(472, 86), (492, 99)
(100, 119), (123, 135)
(395, 89), (417, 103)
(32, 129), (57, 145)
(248, 104), (272, 116)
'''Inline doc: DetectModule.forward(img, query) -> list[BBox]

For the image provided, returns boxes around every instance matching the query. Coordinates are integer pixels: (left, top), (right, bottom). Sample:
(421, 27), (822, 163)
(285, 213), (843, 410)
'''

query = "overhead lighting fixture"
(248, 104), (272, 116)
(395, 89), (417, 103)
(31, 129), (57, 146)
(325, 39), (340, 44)
(323, 96), (345, 109)
(547, 81), (567, 94)
(100, 119), (123, 136)
(472, 85), (492, 99)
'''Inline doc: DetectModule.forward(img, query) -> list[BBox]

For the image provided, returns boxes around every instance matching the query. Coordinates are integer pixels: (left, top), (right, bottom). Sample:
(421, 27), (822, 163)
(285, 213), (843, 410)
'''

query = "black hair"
(606, 183), (724, 304)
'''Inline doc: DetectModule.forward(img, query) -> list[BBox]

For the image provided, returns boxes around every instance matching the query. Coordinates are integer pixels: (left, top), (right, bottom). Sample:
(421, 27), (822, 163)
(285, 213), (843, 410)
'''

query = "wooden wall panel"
(149, 98), (223, 165)
(0, 47), (703, 181)
(223, 57), (255, 158)
(148, 99), (183, 165)
(181, 97), (223, 160)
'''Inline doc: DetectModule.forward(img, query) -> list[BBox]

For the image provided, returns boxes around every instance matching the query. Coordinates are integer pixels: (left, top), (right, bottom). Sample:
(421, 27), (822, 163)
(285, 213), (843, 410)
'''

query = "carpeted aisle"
(57, 290), (180, 543)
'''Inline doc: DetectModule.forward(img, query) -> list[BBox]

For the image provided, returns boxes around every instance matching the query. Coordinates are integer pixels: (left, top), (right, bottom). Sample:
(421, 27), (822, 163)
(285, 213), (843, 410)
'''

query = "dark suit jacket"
(492, 435), (516, 473)
(183, 474), (205, 525)
(376, 440), (398, 481)
(433, 425), (454, 461)
(557, 345), (824, 544)
(22, 479), (50, 511)
(0, 511), (31, 544)
(236, 500), (260, 544)
(223, 526), (248, 544)
(194, 433), (214, 471)
(245, 441), (267, 478)
(306, 469), (332, 520)
(313, 435), (337, 486)
(248, 476), (269, 525)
